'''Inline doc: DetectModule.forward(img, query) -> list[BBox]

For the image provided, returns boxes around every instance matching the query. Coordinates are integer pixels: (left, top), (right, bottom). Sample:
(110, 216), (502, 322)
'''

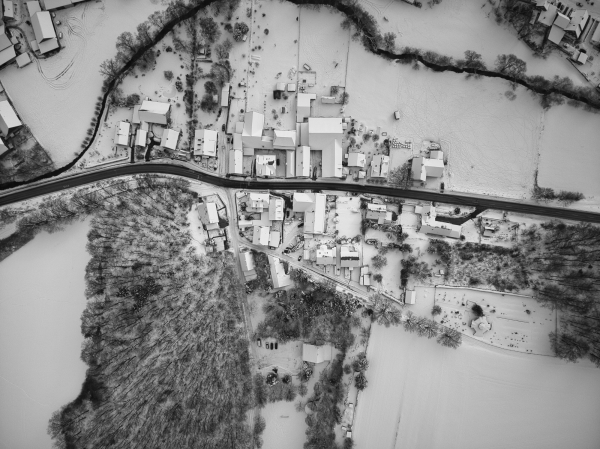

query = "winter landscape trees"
(47, 177), (254, 448)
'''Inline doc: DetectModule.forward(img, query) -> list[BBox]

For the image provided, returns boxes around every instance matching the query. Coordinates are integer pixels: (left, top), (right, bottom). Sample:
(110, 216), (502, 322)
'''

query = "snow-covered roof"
(198, 202), (219, 224)
(0, 34), (11, 52)
(537, 4), (557, 26)
(194, 128), (218, 157)
(293, 192), (315, 212)
(548, 25), (565, 44)
(228, 149), (243, 174)
(160, 128), (179, 150)
(32, 11), (56, 43)
(269, 230), (280, 247)
(253, 225), (270, 246)
(3, 0), (14, 18)
(565, 9), (588, 36)
(347, 152), (365, 168)
(220, 83), (230, 107)
(240, 251), (255, 272)
(273, 129), (297, 149)
(371, 154), (389, 178)
(304, 193), (326, 234)
(0, 101), (21, 136)
(26, 1), (42, 16)
(286, 150), (295, 177)
(233, 132), (243, 151)
(316, 245), (336, 265)
(135, 129), (147, 147)
(38, 38), (59, 55)
(139, 100), (170, 125)
(0, 45), (16, 67)
(268, 255), (292, 288)
(296, 146), (311, 177)
(269, 197), (284, 221)
(302, 343), (332, 364)
(554, 11), (570, 29)
(43, 0), (72, 10)
(114, 121), (130, 147)
(16, 52), (32, 68)
(340, 244), (360, 268)
(243, 111), (264, 137)
(296, 92), (316, 123)
(256, 154), (276, 177)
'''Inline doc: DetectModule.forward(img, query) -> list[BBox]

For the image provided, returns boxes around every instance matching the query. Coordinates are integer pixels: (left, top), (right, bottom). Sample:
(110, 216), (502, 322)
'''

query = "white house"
(286, 151), (295, 177)
(256, 154), (276, 177)
(16, 52), (32, 68)
(220, 83), (230, 108)
(246, 192), (270, 212)
(135, 129), (147, 147)
(296, 92), (316, 123)
(366, 203), (393, 224)
(302, 343), (332, 364)
(0, 136), (9, 157)
(0, 45), (16, 67)
(114, 121), (130, 148)
(296, 145), (311, 177)
(242, 111), (273, 151)
(371, 154), (389, 178)
(268, 255), (292, 288)
(269, 230), (281, 248)
(269, 197), (284, 221)
(316, 245), (336, 265)
(415, 203), (461, 239)
(0, 101), (21, 136)
(31, 11), (59, 54)
(138, 100), (170, 125)
(197, 202), (219, 225)
(160, 128), (180, 151)
(411, 151), (444, 181)
(253, 225), (270, 246)
(340, 244), (360, 268)
(308, 117), (343, 178)
(239, 251), (257, 281)
(229, 149), (243, 174)
(273, 129), (297, 150)
(347, 152), (366, 168)
(292, 192), (326, 234)
(194, 129), (218, 157)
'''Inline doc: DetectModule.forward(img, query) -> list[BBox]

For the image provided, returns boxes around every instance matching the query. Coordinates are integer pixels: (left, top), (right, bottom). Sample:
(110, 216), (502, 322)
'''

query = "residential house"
(411, 151), (444, 181)
(256, 154), (276, 177)
(296, 92), (316, 123)
(138, 100), (170, 125)
(286, 150), (295, 177)
(347, 152), (366, 168)
(239, 251), (257, 281)
(302, 343), (332, 364)
(135, 129), (147, 147)
(308, 117), (343, 178)
(114, 121), (130, 148)
(269, 230), (281, 248)
(292, 192), (326, 234)
(229, 149), (243, 174)
(366, 203), (393, 224)
(268, 255), (292, 288)
(3, 0), (15, 19)
(339, 244), (360, 268)
(268, 197), (284, 221)
(246, 192), (270, 212)
(31, 11), (59, 54)
(16, 52), (32, 68)
(194, 129), (218, 157)
(370, 154), (389, 178)
(0, 101), (21, 136)
(160, 129), (180, 151)
(26, 0), (42, 15)
(405, 290), (416, 304)
(242, 111), (273, 152)
(273, 129), (297, 150)
(197, 202), (219, 226)
(220, 82), (230, 108)
(296, 145), (311, 177)
(252, 225), (270, 246)
(415, 203), (461, 239)
(316, 245), (336, 265)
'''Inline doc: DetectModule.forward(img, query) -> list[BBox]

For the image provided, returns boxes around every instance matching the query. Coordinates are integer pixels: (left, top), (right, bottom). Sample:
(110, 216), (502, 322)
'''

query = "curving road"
(1, 162), (600, 223)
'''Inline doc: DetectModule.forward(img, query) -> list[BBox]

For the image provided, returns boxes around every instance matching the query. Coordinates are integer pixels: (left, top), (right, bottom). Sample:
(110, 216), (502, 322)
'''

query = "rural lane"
(2, 162), (600, 223)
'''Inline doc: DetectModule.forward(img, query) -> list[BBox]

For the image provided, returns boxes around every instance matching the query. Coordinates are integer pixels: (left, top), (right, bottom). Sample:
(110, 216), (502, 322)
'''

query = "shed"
(302, 343), (333, 364)
(405, 290), (416, 305)
(16, 52), (32, 68)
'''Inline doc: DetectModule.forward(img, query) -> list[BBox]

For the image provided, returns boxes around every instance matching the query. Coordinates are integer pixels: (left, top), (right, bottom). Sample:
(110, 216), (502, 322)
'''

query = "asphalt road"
(2, 163), (600, 223)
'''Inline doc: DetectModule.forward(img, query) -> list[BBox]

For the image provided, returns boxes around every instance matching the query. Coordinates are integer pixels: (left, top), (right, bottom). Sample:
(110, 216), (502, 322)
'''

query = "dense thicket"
(527, 222), (600, 366)
(48, 177), (253, 448)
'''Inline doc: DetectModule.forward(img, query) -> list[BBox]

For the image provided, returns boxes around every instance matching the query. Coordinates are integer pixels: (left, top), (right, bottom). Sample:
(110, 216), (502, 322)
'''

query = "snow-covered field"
(358, 0), (584, 85)
(261, 400), (306, 449)
(537, 105), (600, 205)
(0, 219), (90, 449)
(353, 323), (600, 449)
(0, 0), (167, 166)
(345, 40), (542, 199)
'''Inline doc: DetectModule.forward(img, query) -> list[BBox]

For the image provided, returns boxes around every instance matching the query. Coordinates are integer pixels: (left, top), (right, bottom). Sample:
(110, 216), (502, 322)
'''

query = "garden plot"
(353, 323), (600, 449)
(246, 0), (299, 129)
(298, 6), (350, 117)
(434, 286), (556, 355)
(537, 105), (600, 208)
(345, 39), (542, 199)
(261, 400), (306, 449)
(358, 0), (582, 85)
(0, 0), (167, 166)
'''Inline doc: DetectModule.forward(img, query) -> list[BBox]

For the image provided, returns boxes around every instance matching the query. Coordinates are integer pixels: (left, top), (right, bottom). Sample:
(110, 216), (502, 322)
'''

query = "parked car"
(270, 343), (274, 350)
(298, 255), (302, 261)
(303, 63), (311, 71)
(297, 223), (304, 228)
(275, 342), (278, 350)
(257, 338), (262, 347)
(221, 124), (225, 132)
(58, 32), (63, 39)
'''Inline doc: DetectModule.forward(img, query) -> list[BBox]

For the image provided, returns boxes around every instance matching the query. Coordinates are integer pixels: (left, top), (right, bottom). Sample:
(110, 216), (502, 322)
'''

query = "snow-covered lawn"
(345, 40), (542, 199)
(0, 0), (167, 167)
(0, 219), (90, 449)
(537, 105), (600, 208)
(353, 323), (600, 449)
(358, 0), (584, 85)
(261, 400), (306, 449)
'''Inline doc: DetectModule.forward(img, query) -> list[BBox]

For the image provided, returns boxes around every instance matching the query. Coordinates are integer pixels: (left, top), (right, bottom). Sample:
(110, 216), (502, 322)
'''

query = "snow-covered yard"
(353, 323), (600, 449)
(344, 39), (542, 199)
(0, 219), (90, 449)
(261, 400), (306, 449)
(0, 0), (167, 167)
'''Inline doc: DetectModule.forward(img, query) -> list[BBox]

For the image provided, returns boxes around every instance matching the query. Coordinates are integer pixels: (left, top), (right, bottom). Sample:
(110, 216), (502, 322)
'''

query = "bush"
(471, 304), (484, 317)
(431, 305), (442, 316)
(164, 70), (174, 81)
(175, 80), (183, 92)
(355, 372), (368, 390)
(233, 22), (249, 42)
(204, 80), (218, 96)
(264, 29), (269, 35)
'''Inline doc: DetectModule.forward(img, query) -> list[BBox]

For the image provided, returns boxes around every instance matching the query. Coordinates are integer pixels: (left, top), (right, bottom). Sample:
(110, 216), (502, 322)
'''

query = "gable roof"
(160, 129), (179, 150)
(32, 11), (55, 42)
(273, 129), (297, 149)
(302, 343), (332, 364)
(228, 149), (243, 174)
(194, 128), (218, 157)
(268, 255), (292, 288)
(114, 121), (130, 146)
(296, 146), (311, 177)
(0, 100), (21, 136)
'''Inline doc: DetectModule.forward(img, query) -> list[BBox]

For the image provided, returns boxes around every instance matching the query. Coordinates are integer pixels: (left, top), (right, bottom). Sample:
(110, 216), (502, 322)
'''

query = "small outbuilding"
(302, 343), (333, 364)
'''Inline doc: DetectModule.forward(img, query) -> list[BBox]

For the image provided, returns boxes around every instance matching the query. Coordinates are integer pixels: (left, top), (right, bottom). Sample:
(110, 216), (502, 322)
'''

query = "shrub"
(355, 372), (368, 390)
(471, 304), (484, 317)
(264, 29), (269, 35)
(431, 305), (442, 316)
(164, 70), (174, 81)
(175, 80), (183, 92)
(204, 80), (218, 95)
(233, 22), (249, 42)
